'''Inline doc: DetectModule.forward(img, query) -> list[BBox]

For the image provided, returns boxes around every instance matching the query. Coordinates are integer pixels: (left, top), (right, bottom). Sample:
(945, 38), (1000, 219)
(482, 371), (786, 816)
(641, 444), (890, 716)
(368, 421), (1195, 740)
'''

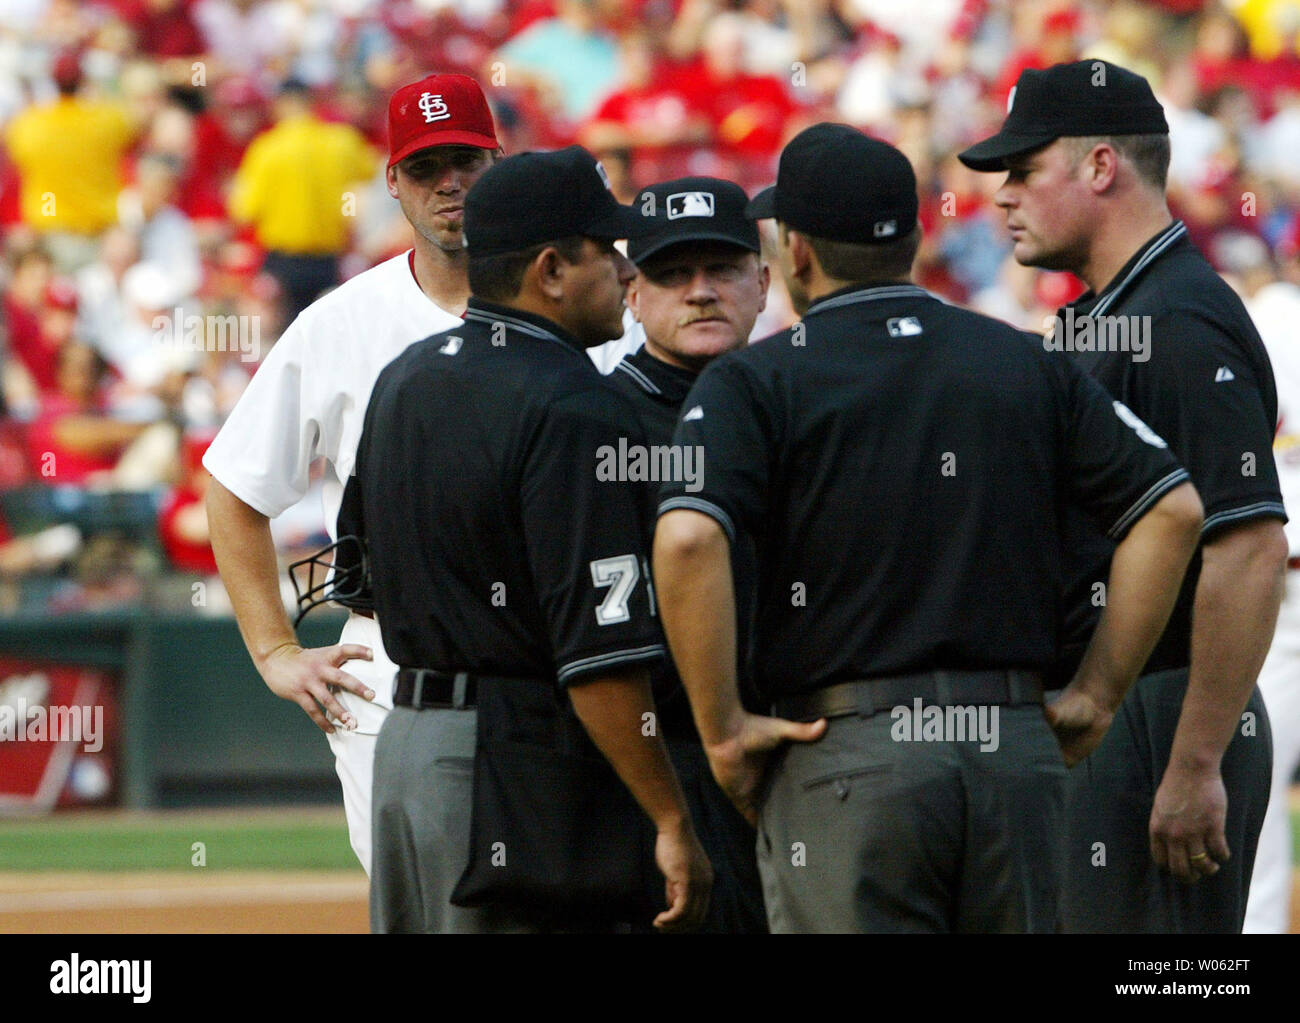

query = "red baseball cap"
(45, 278), (78, 312)
(52, 50), (83, 92)
(387, 73), (498, 170)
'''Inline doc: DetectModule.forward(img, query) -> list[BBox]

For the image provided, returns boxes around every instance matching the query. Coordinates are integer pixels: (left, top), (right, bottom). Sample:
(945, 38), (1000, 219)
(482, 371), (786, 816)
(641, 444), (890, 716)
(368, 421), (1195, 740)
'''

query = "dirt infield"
(2, 799), (1297, 933)
(0, 871), (367, 933)
(2, 871), (1296, 934)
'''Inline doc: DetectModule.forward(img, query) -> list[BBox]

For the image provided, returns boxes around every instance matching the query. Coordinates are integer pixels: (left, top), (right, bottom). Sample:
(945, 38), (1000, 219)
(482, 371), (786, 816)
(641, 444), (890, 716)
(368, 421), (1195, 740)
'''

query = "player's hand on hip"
(705, 712), (827, 826)
(1043, 688), (1114, 767)
(1149, 762), (1230, 883)
(651, 818), (713, 933)
(258, 642), (375, 734)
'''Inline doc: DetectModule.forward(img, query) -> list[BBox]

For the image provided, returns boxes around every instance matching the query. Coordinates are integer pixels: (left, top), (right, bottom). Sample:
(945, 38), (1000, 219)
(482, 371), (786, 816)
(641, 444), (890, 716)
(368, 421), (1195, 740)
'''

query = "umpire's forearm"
(1174, 517), (1288, 770)
(1071, 483), (1203, 708)
(567, 669), (693, 833)
(652, 510), (743, 747)
(206, 477), (299, 668)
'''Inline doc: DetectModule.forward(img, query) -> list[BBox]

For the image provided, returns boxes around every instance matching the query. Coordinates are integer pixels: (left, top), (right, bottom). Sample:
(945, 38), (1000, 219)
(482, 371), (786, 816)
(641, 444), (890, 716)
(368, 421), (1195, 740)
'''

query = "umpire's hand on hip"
(704, 711), (828, 826)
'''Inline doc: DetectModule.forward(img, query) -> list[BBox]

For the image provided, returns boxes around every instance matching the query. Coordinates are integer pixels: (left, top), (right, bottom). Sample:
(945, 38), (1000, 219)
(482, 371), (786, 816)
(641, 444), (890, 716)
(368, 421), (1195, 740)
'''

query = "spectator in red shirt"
(580, 31), (711, 184)
(1185, 8), (1300, 117)
(207, 74), (269, 161)
(1190, 6), (1253, 96)
(158, 429), (218, 574)
(3, 247), (59, 393)
(109, 0), (205, 59)
(671, 13), (799, 175)
(25, 342), (151, 487)
(993, 6), (1083, 106)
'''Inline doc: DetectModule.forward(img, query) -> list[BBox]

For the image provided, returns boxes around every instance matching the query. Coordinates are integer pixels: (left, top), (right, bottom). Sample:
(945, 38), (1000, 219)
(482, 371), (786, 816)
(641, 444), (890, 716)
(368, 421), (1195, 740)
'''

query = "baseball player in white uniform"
(204, 73), (643, 875)
(204, 74), (502, 875)
(1245, 271), (1300, 933)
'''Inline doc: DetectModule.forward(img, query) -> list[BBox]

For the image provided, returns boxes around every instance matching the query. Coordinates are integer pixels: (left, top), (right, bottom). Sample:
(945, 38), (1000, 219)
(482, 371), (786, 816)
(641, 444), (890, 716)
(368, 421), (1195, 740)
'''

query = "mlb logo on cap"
(667, 192), (716, 220)
(874, 220), (898, 238)
(625, 175), (759, 264)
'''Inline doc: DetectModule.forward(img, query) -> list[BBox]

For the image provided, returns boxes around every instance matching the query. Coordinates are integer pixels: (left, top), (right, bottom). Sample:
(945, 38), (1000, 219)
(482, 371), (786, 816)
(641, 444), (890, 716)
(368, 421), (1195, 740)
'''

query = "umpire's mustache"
(678, 308), (729, 327)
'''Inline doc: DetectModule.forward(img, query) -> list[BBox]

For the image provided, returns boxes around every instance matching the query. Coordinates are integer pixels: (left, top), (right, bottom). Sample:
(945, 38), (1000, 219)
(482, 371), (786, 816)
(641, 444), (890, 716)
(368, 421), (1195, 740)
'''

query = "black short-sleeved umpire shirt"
(658, 282), (1190, 702)
(609, 346), (762, 719)
(346, 298), (664, 687)
(1053, 221), (1287, 679)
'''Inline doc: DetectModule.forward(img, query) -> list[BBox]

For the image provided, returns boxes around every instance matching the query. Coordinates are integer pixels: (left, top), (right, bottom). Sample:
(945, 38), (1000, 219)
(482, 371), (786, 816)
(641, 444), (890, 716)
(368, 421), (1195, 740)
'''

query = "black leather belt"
(773, 669), (1044, 722)
(394, 668), (478, 709)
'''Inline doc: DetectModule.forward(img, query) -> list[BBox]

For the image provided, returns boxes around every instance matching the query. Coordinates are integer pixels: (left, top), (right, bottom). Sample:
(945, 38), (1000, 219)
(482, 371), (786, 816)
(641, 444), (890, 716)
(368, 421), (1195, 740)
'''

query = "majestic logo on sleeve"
(438, 336), (463, 355)
(667, 192), (715, 219)
(418, 93), (451, 123)
(683, 405), (704, 422)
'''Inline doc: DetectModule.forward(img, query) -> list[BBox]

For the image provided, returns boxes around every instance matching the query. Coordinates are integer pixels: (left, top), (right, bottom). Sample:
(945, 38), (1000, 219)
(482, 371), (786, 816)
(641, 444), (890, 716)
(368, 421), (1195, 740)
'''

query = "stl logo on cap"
(667, 192), (715, 219)
(386, 73), (498, 169)
(419, 92), (451, 123)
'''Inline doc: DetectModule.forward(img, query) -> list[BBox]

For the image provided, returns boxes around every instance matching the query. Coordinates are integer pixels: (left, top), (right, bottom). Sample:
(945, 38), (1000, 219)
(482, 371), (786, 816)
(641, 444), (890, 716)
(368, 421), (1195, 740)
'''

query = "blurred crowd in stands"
(1, 0), (1299, 614)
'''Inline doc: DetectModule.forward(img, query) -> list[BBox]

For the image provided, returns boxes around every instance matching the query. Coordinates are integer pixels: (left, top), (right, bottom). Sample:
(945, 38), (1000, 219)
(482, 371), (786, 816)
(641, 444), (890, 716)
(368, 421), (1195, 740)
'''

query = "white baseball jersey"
(204, 249), (643, 729)
(1250, 281), (1300, 555)
(204, 250), (461, 730)
(1244, 280), (1300, 933)
(206, 250), (463, 541)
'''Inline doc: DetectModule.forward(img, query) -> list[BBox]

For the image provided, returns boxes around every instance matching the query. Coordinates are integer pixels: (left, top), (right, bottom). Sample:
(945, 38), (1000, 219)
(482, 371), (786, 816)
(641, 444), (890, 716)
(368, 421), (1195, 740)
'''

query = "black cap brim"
(584, 203), (656, 242)
(957, 130), (1059, 172)
(744, 187), (777, 220)
(630, 231), (760, 266)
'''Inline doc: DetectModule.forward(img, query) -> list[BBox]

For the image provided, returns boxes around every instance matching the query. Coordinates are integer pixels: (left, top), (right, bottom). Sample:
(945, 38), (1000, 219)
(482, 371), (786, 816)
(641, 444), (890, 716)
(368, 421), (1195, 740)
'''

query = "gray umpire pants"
(370, 704), (631, 933)
(370, 705), (542, 933)
(1060, 667), (1272, 933)
(756, 702), (1067, 933)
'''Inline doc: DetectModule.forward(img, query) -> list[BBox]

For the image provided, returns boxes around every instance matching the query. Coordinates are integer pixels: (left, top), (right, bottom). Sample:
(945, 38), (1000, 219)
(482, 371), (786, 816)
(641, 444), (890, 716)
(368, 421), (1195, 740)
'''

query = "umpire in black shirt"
(353, 146), (711, 933)
(961, 60), (1288, 932)
(610, 176), (770, 932)
(654, 123), (1206, 933)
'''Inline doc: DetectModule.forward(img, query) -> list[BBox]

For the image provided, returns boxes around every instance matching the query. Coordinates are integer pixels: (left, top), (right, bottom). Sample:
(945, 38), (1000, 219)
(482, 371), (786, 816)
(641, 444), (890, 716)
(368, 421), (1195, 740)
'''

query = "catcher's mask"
(288, 533), (373, 626)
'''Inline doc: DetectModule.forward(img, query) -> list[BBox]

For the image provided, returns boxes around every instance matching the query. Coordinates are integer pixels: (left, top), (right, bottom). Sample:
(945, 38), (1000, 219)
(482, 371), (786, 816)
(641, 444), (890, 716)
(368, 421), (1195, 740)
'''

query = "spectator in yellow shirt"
(1231, 0), (1300, 60)
(3, 53), (137, 268)
(229, 79), (379, 322)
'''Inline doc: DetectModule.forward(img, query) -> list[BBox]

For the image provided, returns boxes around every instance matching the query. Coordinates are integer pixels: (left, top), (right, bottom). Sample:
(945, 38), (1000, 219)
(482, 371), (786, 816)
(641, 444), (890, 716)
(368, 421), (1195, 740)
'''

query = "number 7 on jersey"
(590, 554), (640, 625)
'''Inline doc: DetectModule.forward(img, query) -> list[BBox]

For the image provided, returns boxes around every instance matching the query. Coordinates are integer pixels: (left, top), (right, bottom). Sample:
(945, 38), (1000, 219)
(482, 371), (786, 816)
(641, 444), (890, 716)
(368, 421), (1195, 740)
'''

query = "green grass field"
(0, 809), (356, 872)
(0, 803), (1296, 873)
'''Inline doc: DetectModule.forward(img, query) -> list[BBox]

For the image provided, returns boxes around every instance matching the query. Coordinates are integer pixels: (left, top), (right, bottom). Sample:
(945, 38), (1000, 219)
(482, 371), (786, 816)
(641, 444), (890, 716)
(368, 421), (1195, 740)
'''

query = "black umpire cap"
(464, 145), (653, 257)
(745, 123), (919, 245)
(628, 176), (761, 265)
(958, 60), (1169, 172)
